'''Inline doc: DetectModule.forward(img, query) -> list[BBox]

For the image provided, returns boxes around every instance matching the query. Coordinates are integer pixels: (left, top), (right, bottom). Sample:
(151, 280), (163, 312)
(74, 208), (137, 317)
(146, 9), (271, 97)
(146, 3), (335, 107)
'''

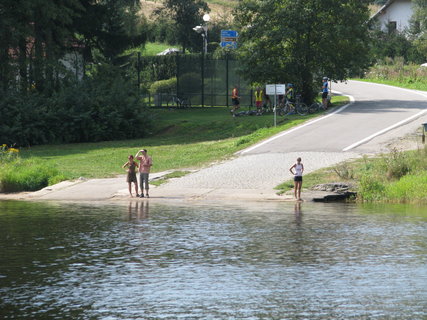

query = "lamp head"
(193, 26), (204, 33)
(203, 14), (210, 22)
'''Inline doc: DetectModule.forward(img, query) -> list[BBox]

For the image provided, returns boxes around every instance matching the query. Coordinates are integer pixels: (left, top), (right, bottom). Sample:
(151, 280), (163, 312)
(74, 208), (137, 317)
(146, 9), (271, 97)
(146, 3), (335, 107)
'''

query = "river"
(0, 200), (426, 319)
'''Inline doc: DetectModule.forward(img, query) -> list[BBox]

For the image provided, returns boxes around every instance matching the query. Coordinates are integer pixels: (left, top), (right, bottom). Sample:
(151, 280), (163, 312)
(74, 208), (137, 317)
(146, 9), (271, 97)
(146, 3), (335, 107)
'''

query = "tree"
(155, 0), (210, 53)
(0, 0), (147, 92)
(409, 0), (427, 62)
(235, 0), (371, 102)
(73, 0), (147, 62)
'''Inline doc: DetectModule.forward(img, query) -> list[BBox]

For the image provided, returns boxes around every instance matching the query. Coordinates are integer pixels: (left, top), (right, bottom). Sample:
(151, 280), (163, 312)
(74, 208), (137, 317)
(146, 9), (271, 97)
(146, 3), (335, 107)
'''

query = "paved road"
(242, 80), (427, 155)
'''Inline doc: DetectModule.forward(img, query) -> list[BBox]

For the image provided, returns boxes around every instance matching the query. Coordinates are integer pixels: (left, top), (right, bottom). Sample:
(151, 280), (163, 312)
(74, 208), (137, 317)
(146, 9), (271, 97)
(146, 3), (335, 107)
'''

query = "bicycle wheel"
(181, 99), (191, 108)
(167, 97), (178, 108)
(308, 103), (319, 114)
(296, 102), (308, 115)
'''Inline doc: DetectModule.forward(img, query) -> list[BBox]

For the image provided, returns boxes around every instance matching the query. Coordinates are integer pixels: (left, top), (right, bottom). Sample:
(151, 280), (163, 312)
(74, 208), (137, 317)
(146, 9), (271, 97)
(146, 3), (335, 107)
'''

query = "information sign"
(266, 84), (286, 95)
(221, 30), (238, 49)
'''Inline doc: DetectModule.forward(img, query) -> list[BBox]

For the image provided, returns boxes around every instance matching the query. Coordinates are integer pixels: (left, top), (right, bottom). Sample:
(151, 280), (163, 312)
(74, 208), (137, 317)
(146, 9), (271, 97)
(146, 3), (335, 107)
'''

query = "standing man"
(135, 149), (153, 198)
(322, 76), (329, 110)
(231, 85), (240, 116)
(254, 87), (263, 115)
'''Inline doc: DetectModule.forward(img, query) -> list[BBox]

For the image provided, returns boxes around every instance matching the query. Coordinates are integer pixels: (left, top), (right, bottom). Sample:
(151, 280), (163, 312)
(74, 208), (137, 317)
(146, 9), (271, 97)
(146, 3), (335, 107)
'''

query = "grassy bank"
(276, 145), (427, 204)
(359, 59), (427, 91)
(0, 96), (348, 192)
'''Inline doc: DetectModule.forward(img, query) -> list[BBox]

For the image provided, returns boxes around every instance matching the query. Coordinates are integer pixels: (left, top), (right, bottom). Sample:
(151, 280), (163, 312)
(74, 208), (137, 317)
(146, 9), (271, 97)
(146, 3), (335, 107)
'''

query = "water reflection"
(127, 201), (149, 220)
(0, 200), (426, 319)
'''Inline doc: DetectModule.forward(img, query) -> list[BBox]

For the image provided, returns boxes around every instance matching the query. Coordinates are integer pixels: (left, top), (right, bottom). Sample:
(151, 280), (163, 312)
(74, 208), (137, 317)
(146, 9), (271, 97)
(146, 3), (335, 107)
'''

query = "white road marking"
(342, 81), (427, 151)
(240, 92), (354, 154)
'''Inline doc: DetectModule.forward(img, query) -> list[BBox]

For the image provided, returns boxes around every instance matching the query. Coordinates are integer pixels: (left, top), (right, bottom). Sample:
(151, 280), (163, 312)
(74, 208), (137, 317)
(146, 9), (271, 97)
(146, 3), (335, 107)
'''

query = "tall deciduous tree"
(410, 0), (427, 62)
(235, 0), (371, 102)
(155, 0), (209, 53)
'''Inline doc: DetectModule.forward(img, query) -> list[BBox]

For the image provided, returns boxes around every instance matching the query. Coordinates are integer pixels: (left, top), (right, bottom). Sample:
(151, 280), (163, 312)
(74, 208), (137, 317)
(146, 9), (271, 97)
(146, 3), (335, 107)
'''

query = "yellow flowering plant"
(0, 144), (20, 163)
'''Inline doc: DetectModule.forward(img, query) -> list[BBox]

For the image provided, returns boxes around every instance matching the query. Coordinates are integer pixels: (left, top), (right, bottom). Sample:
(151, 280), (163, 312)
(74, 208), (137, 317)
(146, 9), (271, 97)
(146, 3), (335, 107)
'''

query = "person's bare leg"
(128, 183), (132, 197)
(134, 182), (139, 196)
(294, 181), (298, 199)
(297, 181), (302, 200)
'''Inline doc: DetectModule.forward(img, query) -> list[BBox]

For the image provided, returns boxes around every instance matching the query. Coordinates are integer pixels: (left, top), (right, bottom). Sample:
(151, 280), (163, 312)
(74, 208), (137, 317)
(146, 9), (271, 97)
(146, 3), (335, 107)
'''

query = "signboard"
(220, 41), (238, 49)
(221, 30), (238, 49)
(221, 30), (238, 38)
(266, 84), (286, 95)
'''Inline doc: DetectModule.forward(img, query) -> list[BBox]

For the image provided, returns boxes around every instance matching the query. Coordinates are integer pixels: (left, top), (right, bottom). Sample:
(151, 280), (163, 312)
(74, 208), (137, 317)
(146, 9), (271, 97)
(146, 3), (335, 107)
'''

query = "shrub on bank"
(0, 64), (153, 147)
(357, 147), (427, 203)
(0, 159), (66, 192)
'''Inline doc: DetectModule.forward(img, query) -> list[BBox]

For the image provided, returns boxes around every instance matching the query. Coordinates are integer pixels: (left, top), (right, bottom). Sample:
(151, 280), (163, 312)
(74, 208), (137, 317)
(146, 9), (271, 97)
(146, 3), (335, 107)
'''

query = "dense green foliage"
(235, 0), (371, 103)
(154, 0), (210, 53)
(0, 65), (153, 146)
(0, 0), (146, 92)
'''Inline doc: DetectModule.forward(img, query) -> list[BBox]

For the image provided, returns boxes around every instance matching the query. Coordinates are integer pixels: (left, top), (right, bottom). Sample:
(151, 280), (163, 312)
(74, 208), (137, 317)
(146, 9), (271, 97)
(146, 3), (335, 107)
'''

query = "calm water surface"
(0, 200), (426, 319)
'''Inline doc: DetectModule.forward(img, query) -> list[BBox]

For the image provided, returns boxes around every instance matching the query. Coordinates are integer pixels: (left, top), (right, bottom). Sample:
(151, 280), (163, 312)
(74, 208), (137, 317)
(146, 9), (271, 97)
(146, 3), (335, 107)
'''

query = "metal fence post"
(201, 52), (205, 107)
(176, 53), (180, 97)
(137, 52), (141, 97)
(226, 53), (229, 108)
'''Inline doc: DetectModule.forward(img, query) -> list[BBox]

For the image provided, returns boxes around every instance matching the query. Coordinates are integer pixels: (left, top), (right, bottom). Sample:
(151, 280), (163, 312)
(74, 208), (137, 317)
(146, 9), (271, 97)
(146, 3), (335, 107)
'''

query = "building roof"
(371, 0), (397, 20)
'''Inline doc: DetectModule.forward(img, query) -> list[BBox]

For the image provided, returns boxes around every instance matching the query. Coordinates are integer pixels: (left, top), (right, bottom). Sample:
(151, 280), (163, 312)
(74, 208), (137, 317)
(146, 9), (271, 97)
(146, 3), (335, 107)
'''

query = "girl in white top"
(289, 157), (304, 201)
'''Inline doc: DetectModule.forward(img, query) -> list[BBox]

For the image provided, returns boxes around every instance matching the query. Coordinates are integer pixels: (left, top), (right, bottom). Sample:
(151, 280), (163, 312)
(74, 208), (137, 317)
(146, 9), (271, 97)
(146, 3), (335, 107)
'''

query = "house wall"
(378, 0), (413, 32)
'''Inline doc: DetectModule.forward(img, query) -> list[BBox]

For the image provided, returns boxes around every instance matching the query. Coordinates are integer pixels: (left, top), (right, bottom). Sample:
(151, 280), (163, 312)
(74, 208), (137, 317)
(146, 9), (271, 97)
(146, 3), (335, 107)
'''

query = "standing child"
(289, 157), (304, 201)
(122, 155), (139, 197)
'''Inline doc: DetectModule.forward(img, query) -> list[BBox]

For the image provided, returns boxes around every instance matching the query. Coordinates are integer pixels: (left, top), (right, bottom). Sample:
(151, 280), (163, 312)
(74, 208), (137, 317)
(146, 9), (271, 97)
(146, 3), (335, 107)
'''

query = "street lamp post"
(193, 13), (210, 54)
(193, 14), (210, 107)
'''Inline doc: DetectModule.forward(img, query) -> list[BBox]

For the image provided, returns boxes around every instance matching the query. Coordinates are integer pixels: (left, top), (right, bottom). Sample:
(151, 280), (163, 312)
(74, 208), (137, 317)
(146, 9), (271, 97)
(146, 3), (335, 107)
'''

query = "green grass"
(0, 159), (66, 192)
(143, 42), (175, 56)
(19, 98), (348, 181)
(354, 78), (427, 92)
(207, 0), (238, 8)
(276, 147), (427, 204)
(122, 42), (176, 57)
(150, 170), (192, 186)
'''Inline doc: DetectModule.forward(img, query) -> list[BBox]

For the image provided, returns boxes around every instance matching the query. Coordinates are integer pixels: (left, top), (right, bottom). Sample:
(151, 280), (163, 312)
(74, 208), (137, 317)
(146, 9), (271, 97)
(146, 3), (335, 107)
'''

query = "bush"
(358, 175), (385, 201)
(0, 159), (66, 192)
(149, 77), (177, 94)
(0, 64), (154, 146)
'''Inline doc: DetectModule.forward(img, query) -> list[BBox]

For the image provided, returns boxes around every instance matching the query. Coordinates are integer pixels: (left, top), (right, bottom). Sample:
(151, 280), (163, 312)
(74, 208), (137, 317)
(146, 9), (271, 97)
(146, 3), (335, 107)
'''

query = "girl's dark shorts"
(232, 98), (240, 106)
(294, 176), (302, 182)
(322, 92), (328, 99)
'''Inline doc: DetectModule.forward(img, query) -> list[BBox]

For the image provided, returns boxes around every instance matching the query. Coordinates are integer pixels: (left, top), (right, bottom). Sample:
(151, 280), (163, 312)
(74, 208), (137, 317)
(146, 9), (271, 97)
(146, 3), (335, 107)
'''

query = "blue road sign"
(220, 41), (238, 49)
(221, 30), (238, 38)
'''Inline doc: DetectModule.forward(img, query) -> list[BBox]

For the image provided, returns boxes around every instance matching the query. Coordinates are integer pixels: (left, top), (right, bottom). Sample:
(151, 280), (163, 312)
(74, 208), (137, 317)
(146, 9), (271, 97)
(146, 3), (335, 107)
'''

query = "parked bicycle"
(308, 92), (331, 114)
(277, 94), (308, 116)
(167, 95), (191, 108)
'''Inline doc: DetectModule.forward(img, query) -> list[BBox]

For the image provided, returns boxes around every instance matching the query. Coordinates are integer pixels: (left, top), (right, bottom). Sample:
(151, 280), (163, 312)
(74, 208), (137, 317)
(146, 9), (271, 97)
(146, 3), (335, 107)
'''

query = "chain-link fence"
(135, 54), (251, 108)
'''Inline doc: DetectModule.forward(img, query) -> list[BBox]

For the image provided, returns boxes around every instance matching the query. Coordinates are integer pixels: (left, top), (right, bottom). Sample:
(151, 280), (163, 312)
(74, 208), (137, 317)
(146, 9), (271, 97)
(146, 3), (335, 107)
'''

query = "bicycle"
(308, 92), (331, 114)
(278, 94), (308, 116)
(167, 95), (191, 108)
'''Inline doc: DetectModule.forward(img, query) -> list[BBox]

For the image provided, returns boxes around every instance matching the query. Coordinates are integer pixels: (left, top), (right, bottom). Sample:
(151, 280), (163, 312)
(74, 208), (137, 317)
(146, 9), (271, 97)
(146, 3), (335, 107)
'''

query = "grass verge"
(276, 147), (427, 204)
(150, 171), (192, 186)
(15, 97), (348, 181)
(0, 159), (66, 192)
